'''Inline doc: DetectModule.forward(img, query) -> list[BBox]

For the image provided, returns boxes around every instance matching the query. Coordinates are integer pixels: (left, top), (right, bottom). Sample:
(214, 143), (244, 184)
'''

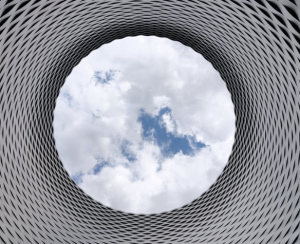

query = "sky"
(53, 36), (235, 214)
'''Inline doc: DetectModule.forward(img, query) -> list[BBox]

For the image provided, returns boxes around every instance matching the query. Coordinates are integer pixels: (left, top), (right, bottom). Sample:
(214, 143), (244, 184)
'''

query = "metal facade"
(0, 0), (300, 243)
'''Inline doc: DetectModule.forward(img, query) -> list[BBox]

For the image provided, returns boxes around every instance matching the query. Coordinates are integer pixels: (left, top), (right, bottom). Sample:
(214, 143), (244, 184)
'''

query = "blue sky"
(138, 107), (205, 157)
(53, 36), (235, 214)
(72, 89), (206, 185)
(94, 70), (119, 85)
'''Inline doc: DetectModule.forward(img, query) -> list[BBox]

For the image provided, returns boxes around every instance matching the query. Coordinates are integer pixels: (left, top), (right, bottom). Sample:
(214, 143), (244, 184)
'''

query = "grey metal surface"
(0, 0), (299, 243)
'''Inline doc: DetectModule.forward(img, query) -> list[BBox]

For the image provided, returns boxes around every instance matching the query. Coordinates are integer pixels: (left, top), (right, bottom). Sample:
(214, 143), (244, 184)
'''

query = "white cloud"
(53, 36), (235, 214)
(161, 112), (175, 134)
(153, 95), (171, 112)
(78, 137), (233, 213)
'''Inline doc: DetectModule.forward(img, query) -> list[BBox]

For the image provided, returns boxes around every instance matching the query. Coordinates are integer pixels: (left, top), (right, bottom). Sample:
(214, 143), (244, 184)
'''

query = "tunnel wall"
(0, 0), (300, 243)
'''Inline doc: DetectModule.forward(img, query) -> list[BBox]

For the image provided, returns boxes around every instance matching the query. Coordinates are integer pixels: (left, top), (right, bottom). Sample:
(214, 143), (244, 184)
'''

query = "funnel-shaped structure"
(0, 1), (300, 243)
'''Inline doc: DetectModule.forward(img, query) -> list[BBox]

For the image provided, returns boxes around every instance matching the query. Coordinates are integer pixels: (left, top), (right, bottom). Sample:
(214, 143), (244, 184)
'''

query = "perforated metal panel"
(0, 0), (300, 243)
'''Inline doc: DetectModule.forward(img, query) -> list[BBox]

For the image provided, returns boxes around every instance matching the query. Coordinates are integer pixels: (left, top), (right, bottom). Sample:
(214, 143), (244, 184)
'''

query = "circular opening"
(53, 36), (235, 214)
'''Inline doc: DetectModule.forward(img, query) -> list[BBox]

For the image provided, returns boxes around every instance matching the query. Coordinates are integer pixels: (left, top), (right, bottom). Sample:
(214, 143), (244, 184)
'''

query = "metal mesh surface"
(0, 0), (300, 243)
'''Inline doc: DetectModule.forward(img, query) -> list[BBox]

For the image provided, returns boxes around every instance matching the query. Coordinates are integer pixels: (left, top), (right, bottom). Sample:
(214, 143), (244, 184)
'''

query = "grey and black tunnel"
(0, 0), (300, 244)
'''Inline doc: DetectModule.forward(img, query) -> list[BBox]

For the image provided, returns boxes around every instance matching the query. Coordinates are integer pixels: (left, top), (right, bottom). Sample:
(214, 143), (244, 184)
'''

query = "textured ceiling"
(0, 0), (300, 243)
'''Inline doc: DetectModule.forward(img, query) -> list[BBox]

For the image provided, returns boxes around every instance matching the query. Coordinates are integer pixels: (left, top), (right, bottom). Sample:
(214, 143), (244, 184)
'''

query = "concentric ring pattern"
(1, 0), (300, 243)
